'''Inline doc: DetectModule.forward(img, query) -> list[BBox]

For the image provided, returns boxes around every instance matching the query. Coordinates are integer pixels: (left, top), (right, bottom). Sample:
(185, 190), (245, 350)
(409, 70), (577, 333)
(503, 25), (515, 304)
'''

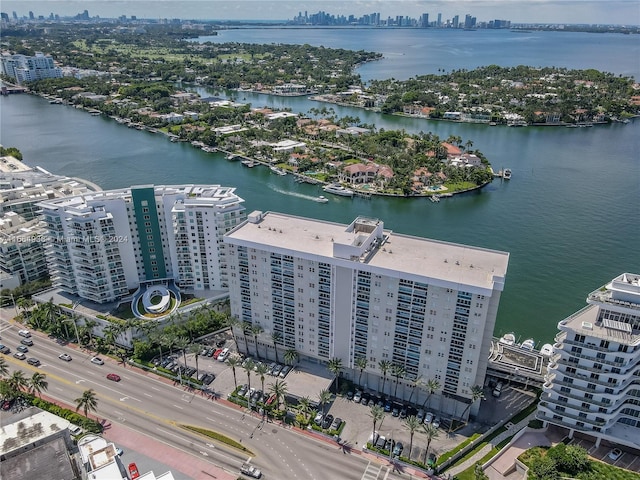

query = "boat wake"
(268, 185), (326, 202)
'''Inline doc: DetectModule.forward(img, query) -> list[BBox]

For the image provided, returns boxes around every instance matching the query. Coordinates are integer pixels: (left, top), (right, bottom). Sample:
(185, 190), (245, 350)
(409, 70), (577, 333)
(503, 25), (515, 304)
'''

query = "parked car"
(391, 405), (400, 417)
(393, 441), (404, 457)
(59, 353), (72, 362)
(424, 411), (434, 424)
(202, 374), (215, 385)
(346, 391), (354, 401)
(217, 348), (230, 362)
(330, 417), (343, 430)
(353, 391), (362, 403)
(107, 373), (121, 382)
(416, 409), (425, 422)
(492, 382), (504, 398)
(20, 338), (34, 346)
(432, 416), (441, 429)
(68, 424), (83, 436)
(400, 405), (408, 418)
(427, 453), (437, 467)
(279, 365), (292, 378)
(272, 364), (284, 377)
(240, 463), (262, 478)
(608, 448), (623, 461)
(18, 329), (31, 338)
(128, 463), (140, 480)
(314, 412), (324, 425)
(17, 345), (28, 353)
(91, 357), (104, 365)
(27, 357), (41, 366)
(216, 339), (226, 348)
(0, 344), (10, 354)
(321, 414), (334, 430)
(212, 348), (223, 359)
(13, 352), (26, 360)
(375, 435), (387, 449)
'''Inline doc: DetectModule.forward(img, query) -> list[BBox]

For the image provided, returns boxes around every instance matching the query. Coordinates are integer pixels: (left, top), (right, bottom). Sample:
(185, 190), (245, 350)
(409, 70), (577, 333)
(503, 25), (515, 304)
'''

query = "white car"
(240, 463), (262, 478)
(59, 353), (72, 362)
(608, 448), (623, 461)
(217, 348), (230, 362)
(18, 329), (31, 338)
(90, 357), (104, 365)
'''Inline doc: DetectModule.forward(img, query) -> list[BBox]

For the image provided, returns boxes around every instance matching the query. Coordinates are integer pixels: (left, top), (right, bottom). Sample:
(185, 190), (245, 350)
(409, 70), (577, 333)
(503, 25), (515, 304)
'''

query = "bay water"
(1, 27), (638, 345)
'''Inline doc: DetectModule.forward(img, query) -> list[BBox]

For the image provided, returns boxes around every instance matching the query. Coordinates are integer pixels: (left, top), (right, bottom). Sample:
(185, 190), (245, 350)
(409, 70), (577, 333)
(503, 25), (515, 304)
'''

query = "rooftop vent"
(581, 321), (593, 330)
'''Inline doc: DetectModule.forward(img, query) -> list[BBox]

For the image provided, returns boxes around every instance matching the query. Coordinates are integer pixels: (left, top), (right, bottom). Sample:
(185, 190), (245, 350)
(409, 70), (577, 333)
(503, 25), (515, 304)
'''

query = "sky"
(2, 1), (639, 25)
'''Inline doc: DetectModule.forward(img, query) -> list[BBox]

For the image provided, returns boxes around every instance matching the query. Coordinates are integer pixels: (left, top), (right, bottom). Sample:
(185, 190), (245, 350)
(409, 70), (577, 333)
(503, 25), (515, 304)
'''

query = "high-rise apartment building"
(38, 185), (245, 305)
(538, 273), (640, 449)
(0, 52), (62, 84)
(225, 212), (508, 417)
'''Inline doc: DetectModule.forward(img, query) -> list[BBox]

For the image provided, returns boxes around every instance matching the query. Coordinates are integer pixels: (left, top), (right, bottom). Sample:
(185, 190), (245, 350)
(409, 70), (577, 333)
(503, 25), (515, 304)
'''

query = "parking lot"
(568, 436), (640, 474)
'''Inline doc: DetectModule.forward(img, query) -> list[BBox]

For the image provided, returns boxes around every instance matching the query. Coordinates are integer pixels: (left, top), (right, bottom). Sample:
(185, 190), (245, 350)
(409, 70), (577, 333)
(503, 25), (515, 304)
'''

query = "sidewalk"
(444, 413), (537, 477)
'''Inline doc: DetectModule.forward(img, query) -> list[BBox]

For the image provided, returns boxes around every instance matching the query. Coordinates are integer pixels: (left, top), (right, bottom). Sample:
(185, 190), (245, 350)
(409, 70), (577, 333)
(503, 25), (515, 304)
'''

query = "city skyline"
(2, 0), (638, 25)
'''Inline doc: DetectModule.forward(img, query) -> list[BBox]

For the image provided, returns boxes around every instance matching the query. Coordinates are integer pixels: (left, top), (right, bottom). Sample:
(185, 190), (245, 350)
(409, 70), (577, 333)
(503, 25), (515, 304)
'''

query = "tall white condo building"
(225, 212), (509, 417)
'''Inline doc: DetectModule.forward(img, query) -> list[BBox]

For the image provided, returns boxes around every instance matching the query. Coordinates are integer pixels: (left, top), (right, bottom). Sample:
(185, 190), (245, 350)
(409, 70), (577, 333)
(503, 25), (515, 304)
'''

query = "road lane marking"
(172, 404), (184, 410)
(144, 393), (153, 397)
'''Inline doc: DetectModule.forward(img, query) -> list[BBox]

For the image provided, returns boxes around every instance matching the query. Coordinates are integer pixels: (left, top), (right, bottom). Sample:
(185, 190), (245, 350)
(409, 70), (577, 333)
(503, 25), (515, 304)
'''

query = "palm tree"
(421, 378), (441, 409)
(242, 358), (255, 391)
(298, 396), (312, 421)
(0, 357), (9, 378)
(227, 315), (243, 351)
(369, 405), (385, 445)
(75, 388), (98, 419)
(6, 370), (28, 398)
(355, 356), (367, 387)
(404, 415), (422, 460)
(407, 376), (423, 404)
(423, 423), (440, 465)
(188, 343), (202, 379)
(327, 357), (343, 393)
(256, 362), (269, 399)
(269, 379), (288, 411)
(174, 336), (190, 367)
(378, 360), (391, 395)
(460, 385), (485, 423)
(250, 324), (263, 360)
(29, 372), (48, 398)
(271, 331), (282, 363)
(284, 348), (298, 366)
(317, 389), (332, 419)
(391, 364), (406, 399)
(227, 357), (240, 389)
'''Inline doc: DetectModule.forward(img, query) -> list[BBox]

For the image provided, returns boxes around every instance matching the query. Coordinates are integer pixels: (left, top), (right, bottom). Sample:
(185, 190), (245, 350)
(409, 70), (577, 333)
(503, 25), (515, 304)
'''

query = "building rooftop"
(226, 212), (509, 294)
(560, 303), (640, 346)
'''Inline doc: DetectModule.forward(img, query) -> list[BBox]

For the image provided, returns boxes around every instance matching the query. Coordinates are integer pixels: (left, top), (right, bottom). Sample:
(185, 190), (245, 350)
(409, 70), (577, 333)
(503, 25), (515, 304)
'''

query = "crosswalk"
(360, 461), (390, 480)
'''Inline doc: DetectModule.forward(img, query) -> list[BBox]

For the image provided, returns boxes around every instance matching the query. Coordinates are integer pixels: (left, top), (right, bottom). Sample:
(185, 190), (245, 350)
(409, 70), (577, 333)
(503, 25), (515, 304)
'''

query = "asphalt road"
(0, 320), (419, 480)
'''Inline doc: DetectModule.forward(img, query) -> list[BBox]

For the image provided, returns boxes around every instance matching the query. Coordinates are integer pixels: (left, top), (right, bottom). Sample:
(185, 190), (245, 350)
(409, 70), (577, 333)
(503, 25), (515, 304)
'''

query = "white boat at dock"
(520, 338), (536, 351)
(270, 166), (287, 175)
(315, 195), (329, 203)
(322, 183), (354, 197)
(503, 168), (512, 180)
(499, 333), (516, 346)
(225, 153), (238, 160)
(241, 160), (256, 168)
(429, 194), (440, 203)
(539, 344), (554, 356)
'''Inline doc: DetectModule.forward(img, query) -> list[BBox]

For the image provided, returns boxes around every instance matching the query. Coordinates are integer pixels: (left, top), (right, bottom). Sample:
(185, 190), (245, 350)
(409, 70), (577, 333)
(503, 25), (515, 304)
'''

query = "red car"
(128, 462), (140, 479)
(212, 348), (223, 359)
(106, 373), (121, 382)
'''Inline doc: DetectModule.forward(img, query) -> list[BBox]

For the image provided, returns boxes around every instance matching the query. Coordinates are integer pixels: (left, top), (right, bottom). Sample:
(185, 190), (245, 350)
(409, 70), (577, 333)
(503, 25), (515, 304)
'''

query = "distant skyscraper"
(421, 13), (429, 27)
(437, 13), (442, 26)
(12, 11), (17, 20)
(453, 15), (459, 28)
(28, 11), (34, 20)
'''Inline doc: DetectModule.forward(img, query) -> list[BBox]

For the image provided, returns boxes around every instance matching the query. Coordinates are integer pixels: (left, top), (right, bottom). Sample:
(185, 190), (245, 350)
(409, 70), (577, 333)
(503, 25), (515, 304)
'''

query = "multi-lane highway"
(0, 320), (416, 480)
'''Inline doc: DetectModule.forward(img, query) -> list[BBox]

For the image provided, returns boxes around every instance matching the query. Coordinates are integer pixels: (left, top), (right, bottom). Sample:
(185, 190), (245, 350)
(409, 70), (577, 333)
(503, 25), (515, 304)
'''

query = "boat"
(322, 183), (354, 197)
(270, 166), (287, 176)
(503, 168), (512, 180)
(225, 153), (238, 161)
(540, 344), (554, 356)
(520, 338), (535, 351)
(315, 195), (329, 203)
(241, 160), (256, 168)
(499, 333), (516, 346)
(429, 194), (440, 203)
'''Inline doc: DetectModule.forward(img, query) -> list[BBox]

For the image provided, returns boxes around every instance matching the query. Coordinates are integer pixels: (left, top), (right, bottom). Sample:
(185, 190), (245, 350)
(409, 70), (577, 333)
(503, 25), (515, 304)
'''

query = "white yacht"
(503, 168), (512, 180)
(322, 183), (354, 197)
(315, 195), (329, 203)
